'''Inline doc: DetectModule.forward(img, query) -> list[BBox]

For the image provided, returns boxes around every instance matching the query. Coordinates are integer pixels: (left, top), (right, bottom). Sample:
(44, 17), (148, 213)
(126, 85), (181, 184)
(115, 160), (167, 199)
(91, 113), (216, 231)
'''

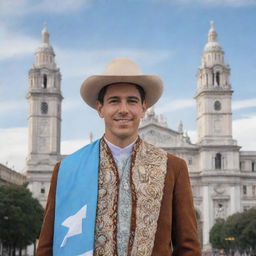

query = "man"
(36, 58), (201, 256)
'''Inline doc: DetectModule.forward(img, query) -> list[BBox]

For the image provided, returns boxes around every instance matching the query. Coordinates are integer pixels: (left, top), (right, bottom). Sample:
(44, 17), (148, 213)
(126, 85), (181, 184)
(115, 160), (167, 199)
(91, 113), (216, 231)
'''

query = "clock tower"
(26, 25), (63, 206)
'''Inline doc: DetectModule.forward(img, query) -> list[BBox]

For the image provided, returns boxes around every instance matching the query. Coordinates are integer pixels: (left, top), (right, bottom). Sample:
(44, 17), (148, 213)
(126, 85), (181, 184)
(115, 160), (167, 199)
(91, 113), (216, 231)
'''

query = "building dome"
(204, 41), (222, 52)
(35, 23), (55, 56)
(203, 21), (222, 52)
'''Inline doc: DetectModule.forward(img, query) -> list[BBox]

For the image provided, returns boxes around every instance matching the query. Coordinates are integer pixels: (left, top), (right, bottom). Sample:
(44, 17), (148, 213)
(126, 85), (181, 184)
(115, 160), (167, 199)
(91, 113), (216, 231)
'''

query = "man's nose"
(119, 101), (129, 113)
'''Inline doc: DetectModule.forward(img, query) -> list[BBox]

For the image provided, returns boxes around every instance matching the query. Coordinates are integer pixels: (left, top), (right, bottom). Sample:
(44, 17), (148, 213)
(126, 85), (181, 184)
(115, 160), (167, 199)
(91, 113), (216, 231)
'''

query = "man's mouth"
(114, 118), (133, 123)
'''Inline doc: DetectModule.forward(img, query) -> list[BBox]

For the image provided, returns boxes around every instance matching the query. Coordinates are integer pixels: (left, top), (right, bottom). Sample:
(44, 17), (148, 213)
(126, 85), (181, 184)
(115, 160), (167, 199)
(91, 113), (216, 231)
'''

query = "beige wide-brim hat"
(80, 58), (163, 109)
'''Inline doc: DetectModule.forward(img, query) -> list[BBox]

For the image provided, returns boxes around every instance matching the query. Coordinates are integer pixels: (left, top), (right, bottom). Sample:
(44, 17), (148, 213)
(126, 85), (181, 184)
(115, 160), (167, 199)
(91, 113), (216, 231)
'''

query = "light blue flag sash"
(53, 139), (100, 256)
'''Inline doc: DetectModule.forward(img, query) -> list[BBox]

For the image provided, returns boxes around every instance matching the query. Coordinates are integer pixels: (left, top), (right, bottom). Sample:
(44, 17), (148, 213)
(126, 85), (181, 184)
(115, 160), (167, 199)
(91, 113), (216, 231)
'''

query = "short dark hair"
(97, 82), (146, 105)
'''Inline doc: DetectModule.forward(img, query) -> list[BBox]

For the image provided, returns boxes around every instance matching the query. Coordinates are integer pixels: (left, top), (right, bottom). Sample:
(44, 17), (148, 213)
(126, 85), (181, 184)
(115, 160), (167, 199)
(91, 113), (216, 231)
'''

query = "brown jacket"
(36, 151), (201, 256)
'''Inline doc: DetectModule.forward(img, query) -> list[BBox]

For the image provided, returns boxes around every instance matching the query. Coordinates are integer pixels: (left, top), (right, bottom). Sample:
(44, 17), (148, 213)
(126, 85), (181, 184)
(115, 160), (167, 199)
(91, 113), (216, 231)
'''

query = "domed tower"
(195, 21), (241, 249)
(26, 24), (63, 206)
(196, 21), (235, 145)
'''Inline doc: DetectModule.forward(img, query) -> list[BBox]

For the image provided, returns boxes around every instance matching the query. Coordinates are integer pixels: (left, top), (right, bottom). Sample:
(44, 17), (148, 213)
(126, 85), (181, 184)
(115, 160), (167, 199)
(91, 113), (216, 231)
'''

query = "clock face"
(41, 102), (48, 114)
(214, 100), (221, 111)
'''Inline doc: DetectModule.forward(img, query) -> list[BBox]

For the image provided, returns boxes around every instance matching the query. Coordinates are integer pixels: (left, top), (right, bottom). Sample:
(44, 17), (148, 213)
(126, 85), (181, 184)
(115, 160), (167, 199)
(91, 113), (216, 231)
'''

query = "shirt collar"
(104, 137), (137, 159)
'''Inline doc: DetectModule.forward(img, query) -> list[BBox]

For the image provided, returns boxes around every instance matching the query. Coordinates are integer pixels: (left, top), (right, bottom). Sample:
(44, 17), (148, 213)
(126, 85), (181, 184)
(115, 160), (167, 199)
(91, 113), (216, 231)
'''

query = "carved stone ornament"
(213, 184), (225, 195)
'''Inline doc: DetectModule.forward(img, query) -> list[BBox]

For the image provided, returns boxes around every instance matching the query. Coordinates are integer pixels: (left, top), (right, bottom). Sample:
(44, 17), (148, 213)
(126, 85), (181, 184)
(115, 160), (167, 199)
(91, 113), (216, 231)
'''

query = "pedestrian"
(36, 58), (201, 256)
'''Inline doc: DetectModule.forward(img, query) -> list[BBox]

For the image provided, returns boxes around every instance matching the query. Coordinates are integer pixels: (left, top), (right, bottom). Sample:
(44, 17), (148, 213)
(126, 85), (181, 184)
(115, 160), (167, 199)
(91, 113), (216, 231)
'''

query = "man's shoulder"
(140, 139), (166, 155)
(141, 140), (185, 162)
(63, 139), (101, 162)
(140, 139), (187, 171)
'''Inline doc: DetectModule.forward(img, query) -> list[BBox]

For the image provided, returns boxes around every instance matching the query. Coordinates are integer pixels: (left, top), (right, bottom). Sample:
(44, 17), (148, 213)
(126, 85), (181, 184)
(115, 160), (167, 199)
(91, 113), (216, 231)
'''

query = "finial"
(208, 20), (217, 42)
(210, 20), (215, 30)
(178, 120), (183, 133)
(41, 22), (49, 44)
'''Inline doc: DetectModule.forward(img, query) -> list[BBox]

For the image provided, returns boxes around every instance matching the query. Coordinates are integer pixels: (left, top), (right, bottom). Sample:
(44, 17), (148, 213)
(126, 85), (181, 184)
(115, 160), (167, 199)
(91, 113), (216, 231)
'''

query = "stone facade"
(0, 163), (26, 185)
(26, 22), (256, 250)
(25, 25), (63, 207)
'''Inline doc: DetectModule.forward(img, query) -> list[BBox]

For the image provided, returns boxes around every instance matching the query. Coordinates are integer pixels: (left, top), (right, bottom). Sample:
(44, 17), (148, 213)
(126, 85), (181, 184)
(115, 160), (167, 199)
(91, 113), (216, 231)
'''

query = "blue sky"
(0, 0), (256, 172)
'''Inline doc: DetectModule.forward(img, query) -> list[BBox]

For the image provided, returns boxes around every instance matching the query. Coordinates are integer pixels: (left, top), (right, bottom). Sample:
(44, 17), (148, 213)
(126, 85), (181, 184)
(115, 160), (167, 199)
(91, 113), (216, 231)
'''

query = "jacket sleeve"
(36, 162), (60, 256)
(172, 158), (201, 256)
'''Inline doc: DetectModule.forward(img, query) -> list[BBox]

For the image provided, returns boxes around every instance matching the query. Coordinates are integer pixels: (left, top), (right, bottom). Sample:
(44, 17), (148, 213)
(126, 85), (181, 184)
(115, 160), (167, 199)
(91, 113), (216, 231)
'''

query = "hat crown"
(103, 58), (142, 76)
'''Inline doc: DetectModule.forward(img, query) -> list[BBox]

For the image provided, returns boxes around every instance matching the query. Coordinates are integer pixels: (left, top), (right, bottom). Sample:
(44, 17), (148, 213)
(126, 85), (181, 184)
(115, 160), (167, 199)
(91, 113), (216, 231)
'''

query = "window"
(215, 153), (222, 169)
(41, 188), (45, 194)
(252, 162), (255, 172)
(43, 74), (47, 88)
(41, 102), (48, 114)
(243, 185), (247, 195)
(216, 72), (220, 86)
(240, 161), (245, 170)
(252, 185), (256, 196)
(214, 100), (221, 111)
(188, 158), (193, 165)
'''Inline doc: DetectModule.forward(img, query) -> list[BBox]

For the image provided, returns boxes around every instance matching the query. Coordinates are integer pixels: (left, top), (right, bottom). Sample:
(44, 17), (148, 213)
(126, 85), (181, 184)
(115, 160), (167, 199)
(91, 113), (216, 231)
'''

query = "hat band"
(97, 82), (146, 103)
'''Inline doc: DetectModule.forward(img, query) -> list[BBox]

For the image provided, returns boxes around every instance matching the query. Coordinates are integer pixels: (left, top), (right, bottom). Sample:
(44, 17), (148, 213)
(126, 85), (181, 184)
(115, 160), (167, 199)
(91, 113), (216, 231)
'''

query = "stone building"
(0, 163), (26, 185)
(26, 22), (256, 250)
(26, 25), (63, 207)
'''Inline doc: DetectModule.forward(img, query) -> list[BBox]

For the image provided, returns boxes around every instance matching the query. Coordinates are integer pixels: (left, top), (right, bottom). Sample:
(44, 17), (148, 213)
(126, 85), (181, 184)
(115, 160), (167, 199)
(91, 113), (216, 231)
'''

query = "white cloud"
(233, 115), (256, 150)
(232, 98), (256, 110)
(61, 139), (90, 155)
(187, 130), (197, 144)
(0, 100), (26, 113)
(0, 26), (38, 60)
(0, 0), (91, 17)
(0, 127), (27, 173)
(156, 99), (195, 113)
(56, 48), (172, 78)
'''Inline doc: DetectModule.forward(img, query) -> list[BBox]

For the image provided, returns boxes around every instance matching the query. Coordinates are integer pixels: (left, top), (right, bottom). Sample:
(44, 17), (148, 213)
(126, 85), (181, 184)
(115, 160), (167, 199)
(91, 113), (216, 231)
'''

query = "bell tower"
(26, 24), (63, 206)
(195, 21), (241, 249)
(196, 21), (235, 146)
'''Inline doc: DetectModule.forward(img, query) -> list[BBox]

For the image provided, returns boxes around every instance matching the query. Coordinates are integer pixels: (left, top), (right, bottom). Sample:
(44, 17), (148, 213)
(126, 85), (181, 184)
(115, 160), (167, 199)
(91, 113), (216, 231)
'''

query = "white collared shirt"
(104, 137), (136, 163)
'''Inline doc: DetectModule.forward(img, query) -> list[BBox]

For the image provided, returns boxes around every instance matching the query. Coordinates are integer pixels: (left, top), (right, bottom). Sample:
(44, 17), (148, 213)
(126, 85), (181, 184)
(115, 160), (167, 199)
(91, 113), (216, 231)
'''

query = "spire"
(208, 21), (217, 42)
(42, 22), (50, 44)
(203, 21), (222, 53)
(34, 23), (56, 68)
(178, 120), (183, 133)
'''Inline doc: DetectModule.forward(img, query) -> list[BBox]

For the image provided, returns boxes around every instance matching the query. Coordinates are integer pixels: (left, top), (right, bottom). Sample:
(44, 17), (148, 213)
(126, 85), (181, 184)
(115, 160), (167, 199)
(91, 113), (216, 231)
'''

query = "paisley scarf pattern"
(94, 139), (167, 256)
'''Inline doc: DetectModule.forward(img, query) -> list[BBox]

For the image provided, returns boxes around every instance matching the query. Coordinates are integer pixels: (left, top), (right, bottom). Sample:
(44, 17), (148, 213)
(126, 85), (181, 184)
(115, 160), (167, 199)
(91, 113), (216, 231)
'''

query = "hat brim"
(80, 75), (163, 109)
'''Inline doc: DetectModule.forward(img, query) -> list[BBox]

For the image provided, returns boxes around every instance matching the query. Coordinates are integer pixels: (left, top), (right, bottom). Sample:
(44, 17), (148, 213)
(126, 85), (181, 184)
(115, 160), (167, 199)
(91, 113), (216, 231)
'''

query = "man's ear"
(96, 101), (104, 118)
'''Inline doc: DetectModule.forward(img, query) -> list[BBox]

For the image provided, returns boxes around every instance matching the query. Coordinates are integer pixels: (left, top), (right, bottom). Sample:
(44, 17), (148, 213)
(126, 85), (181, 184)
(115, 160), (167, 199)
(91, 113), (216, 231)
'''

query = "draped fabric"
(53, 140), (100, 256)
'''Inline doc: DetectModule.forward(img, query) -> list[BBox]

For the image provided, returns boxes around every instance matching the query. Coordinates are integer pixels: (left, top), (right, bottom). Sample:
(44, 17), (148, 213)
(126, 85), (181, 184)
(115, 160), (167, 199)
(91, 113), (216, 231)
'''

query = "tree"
(210, 218), (226, 250)
(0, 184), (44, 256)
(210, 208), (256, 255)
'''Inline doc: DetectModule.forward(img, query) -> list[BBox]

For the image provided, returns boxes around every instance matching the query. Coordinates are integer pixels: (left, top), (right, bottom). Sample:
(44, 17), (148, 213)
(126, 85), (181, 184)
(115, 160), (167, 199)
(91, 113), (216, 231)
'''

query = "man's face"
(96, 83), (146, 146)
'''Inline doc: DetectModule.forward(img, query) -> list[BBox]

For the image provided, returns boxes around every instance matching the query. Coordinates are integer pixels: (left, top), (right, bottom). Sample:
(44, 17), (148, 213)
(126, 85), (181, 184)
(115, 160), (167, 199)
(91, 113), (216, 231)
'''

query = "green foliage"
(210, 208), (256, 254)
(0, 184), (44, 249)
(209, 218), (226, 249)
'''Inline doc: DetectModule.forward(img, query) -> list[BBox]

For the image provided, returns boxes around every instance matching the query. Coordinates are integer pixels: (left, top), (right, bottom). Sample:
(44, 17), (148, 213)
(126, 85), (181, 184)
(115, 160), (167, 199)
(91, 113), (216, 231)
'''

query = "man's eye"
(109, 99), (118, 103)
(129, 99), (138, 103)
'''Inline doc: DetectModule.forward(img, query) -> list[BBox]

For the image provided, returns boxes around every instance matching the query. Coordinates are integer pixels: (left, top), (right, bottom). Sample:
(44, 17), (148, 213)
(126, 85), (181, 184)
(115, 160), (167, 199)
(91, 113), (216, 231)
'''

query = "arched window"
(215, 153), (221, 169)
(43, 74), (47, 88)
(41, 102), (48, 114)
(216, 72), (220, 86)
(214, 100), (221, 111)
